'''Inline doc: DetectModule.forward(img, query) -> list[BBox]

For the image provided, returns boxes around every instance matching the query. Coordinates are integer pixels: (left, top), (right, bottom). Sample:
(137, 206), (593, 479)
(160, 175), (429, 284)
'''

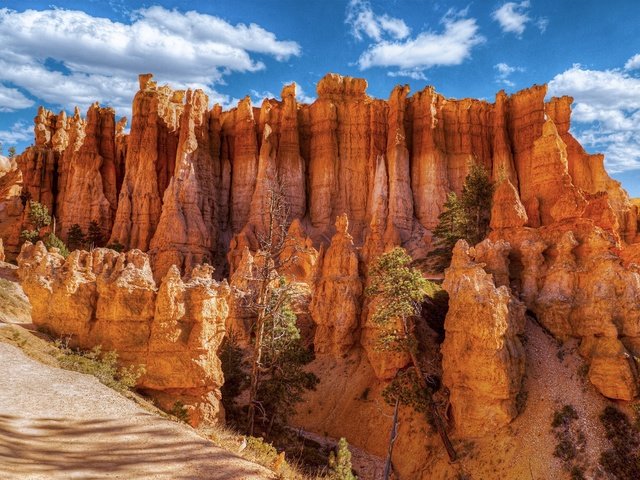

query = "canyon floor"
(0, 264), (274, 480)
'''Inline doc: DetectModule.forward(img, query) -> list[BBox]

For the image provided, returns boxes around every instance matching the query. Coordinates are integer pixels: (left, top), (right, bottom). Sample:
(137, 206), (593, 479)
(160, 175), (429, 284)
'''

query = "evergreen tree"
(220, 332), (249, 422)
(67, 224), (86, 251)
(20, 201), (69, 257)
(43, 232), (70, 257)
(428, 164), (494, 270)
(328, 438), (357, 480)
(27, 200), (51, 231)
(243, 178), (319, 436)
(21, 201), (52, 245)
(461, 163), (495, 245)
(428, 192), (464, 271)
(256, 283), (318, 432)
(366, 247), (457, 461)
(87, 220), (104, 248)
(7, 146), (16, 158)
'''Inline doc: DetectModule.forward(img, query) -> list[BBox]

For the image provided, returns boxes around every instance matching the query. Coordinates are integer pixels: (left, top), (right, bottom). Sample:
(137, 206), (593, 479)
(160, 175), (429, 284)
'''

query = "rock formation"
(310, 214), (362, 356)
(2, 73), (640, 462)
(2, 74), (636, 270)
(490, 189), (640, 400)
(17, 241), (229, 425)
(442, 240), (526, 437)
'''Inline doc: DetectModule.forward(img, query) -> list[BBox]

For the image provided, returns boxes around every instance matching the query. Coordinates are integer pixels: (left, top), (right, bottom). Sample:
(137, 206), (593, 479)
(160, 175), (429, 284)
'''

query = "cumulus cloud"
(0, 121), (33, 146)
(0, 84), (34, 112)
(0, 6), (300, 117)
(548, 60), (640, 173)
(346, 0), (410, 42)
(625, 53), (640, 71)
(355, 8), (485, 75)
(494, 62), (524, 87)
(492, 1), (547, 37)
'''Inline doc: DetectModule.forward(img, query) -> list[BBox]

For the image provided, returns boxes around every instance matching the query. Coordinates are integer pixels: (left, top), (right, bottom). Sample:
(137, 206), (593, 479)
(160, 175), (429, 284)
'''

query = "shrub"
(67, 224), (86, 250)
(327, 438), (357, 480)
(54, 340), (145, 393)
(43, 232), (70, 258)
(87, 220), (104, 248)
(552, 405), (579, 428)
(171, 401), (190, 423)
(598, 406), (640, 480)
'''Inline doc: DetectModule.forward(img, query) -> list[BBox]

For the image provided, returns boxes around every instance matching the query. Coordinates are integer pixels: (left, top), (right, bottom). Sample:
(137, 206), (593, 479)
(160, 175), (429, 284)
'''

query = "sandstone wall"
(3, 73), (636, 267)
(17, 241), (229, 425)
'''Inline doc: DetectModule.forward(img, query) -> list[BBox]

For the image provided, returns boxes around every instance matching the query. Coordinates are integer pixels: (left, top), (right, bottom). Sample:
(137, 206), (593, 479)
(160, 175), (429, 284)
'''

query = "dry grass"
(0, 276), (31, 323)
(200, 424), (328, 480)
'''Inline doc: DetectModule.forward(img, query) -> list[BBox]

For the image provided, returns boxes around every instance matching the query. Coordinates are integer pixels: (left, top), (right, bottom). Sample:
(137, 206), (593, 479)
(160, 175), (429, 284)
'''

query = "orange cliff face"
(3, 72), (640, 480)
(2, 72), (637, 266)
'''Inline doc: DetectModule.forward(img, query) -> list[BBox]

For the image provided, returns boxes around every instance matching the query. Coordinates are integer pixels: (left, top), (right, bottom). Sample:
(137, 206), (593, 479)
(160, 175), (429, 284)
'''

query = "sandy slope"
(0, 340), (275, 480)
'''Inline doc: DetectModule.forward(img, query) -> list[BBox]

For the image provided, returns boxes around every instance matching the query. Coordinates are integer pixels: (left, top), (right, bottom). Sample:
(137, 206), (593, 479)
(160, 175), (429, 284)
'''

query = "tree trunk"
(404, 316), (457, 462)
(384, 397), (400, 480)
(247, 266), (270, 436)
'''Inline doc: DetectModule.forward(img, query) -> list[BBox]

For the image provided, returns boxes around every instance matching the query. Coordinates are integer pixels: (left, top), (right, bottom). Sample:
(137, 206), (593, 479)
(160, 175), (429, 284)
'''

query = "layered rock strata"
(3, 73), (636, 269)
(17, 241), (229, 425)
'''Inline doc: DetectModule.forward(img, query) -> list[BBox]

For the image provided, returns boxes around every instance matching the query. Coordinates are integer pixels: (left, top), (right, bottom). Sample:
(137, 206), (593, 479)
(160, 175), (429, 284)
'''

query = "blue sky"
(0, 0), (639, 196)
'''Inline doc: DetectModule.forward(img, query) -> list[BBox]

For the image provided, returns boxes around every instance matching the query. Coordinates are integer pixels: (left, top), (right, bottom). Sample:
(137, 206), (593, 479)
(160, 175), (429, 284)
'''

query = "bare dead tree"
(245, 176), (311, 436)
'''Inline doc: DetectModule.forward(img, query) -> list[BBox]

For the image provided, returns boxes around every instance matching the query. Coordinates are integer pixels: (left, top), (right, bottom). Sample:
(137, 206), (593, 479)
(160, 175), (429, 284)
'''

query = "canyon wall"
(2, 73), (636, 266)
(2, 73), (640, 479)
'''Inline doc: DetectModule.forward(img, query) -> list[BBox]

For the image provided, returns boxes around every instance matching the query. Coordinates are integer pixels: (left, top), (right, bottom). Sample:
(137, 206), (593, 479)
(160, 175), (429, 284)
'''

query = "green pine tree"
(20, 201), (69, 258)
(21, 201), (52, 244)
(461, 163), (495, 245)
(255, 278), (319, 433)
(27, 200), (52, 231)
(366, 247), (457, 461)
(7, 146), (16, 158)
(43, 232), (70, 258)
(87, 220), (104, 248)
(428, 164), (494, 271)
(67, 224), (86, 251)
(428, 192), (464, 271)
(328, 438), (357, 480)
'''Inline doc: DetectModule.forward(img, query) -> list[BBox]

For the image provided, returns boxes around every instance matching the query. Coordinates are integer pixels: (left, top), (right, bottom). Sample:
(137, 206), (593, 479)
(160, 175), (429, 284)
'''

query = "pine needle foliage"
(366, 247), (429, 354)
(67, 224), (86, 251)
(428, 164), (495, 271)
(255, 279), (319, 430)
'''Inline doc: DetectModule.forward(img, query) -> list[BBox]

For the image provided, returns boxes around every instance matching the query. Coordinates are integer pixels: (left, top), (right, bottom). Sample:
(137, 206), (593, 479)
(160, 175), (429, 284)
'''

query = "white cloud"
(536, 17), (549, 33)
(0, 84), (34, 111)
(0, 7), (300, 118)
(625, 53), (640, 71)
(492, 1), (530, 36)
(492, 1), (547, 37)
(387, 69), (428, 81)
(346, 0), (410, 42)
(494, 62), (524, 87)
(548, 62), (640, 173)
(0, 121), (33, 146)
(355, 9), (485, 73)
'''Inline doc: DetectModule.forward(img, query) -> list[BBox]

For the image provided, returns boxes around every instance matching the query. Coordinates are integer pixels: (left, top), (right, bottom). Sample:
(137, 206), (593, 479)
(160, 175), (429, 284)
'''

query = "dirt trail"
(0, 340), (274, 479)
